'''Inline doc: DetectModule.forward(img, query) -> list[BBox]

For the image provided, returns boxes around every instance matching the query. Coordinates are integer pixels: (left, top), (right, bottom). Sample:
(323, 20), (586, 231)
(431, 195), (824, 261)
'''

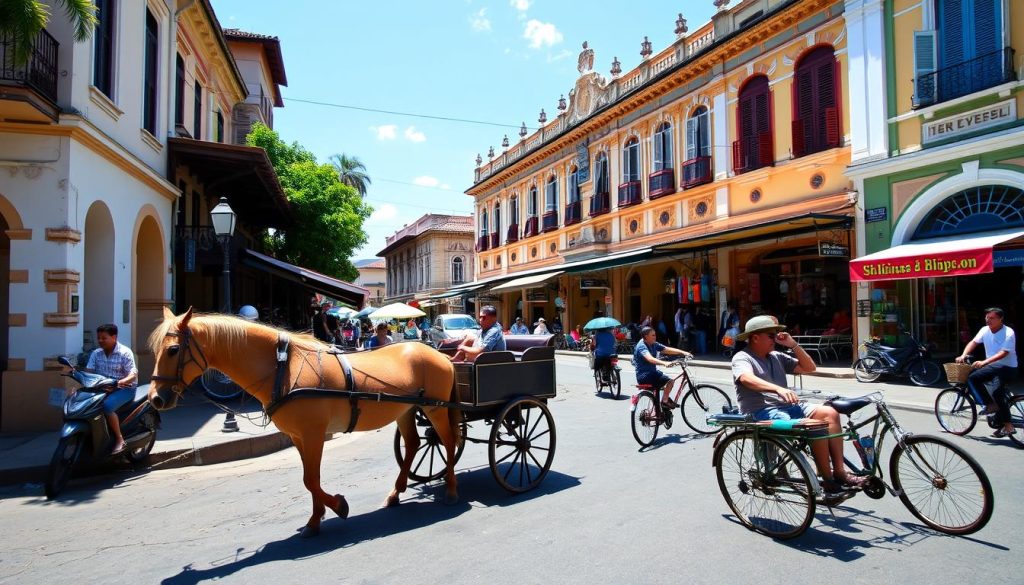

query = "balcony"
(913, 48), (1016, 110)
(648, 169), (676, 199)
(506, 223), (519, 243)
(490, 232), (500, 249)
(681, 156), (713, 189)
(523, 216), (540, 238)
(564, 201), (582, 226)
(590, 192), (610, 217)
(732, 132), (774, 175)
(791, 109), (840, 158)
(0, 28), (59, 122)
(542, 210), (559, 232)
(617, 181), (642, 208)
(476, 234), (490, 252)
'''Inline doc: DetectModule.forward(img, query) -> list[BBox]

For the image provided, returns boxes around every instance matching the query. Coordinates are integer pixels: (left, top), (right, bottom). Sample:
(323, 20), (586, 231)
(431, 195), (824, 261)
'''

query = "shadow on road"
(637, 431), (716, 452)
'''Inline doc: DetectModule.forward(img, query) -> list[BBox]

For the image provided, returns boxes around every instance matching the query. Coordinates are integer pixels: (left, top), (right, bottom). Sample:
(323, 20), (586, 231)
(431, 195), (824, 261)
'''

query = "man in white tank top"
(956, 307), (1018, 437)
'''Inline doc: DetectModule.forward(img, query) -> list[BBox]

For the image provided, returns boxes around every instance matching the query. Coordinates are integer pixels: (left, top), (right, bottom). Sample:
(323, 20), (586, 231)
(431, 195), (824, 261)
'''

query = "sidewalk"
(0, 387), (291, 487)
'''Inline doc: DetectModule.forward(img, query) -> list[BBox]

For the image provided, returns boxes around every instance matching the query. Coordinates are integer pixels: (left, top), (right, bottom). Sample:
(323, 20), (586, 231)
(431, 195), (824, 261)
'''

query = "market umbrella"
(584, 316), (622, 332)
(327, 306), (355, 319)
(368, 302), (426, 321)
(353, 306), (376, 319)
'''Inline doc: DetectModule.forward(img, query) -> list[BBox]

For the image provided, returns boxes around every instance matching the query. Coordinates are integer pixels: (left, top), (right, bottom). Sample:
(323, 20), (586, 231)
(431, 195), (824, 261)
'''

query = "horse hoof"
(333, 494), (349, 519)
(300, 525), (320, 538)
(384, 494), (400, 508)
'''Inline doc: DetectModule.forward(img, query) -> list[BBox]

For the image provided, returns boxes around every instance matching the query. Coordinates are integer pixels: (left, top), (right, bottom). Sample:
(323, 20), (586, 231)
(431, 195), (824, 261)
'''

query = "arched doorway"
(84, 202), (115, 348)
(134, 214), (165, 383)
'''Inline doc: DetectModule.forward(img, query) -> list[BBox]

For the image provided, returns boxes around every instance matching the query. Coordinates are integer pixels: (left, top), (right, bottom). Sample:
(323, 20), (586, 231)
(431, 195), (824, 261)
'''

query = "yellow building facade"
(464, 0), (857, 347)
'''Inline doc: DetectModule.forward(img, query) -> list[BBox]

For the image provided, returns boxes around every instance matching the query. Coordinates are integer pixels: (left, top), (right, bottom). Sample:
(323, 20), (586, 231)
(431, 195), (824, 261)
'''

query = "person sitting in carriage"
(449, 305), (506, 363)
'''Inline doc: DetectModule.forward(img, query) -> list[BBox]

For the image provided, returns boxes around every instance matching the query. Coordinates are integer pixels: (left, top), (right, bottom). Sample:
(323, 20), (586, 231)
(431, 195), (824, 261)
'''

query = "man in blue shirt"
(450, 305), (506, 362)
(633, 326), (692, 408)
(591, 326), (618, 374)
(510, 316), (529, 335)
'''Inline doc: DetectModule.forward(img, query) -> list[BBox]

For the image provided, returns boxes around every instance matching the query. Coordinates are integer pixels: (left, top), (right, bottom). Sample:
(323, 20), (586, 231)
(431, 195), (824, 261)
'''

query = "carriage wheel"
(488, 397), (556, 493)
(393, 408), (467, 483)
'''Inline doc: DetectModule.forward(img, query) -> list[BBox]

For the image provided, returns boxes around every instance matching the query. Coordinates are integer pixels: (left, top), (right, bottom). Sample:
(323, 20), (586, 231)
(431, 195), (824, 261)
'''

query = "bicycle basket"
(943, 362), (971, 384)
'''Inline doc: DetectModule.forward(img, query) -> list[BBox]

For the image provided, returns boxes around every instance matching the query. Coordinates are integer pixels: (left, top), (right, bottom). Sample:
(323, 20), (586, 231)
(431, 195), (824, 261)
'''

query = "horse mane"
(148, 312), (328, 356)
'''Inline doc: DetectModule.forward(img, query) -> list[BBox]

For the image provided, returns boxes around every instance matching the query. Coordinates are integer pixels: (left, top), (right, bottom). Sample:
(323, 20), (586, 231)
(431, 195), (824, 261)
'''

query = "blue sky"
(211, 1), (716, 260)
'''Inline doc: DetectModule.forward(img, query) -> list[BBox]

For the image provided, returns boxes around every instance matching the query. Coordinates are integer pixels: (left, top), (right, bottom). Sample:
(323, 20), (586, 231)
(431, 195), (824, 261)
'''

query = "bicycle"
(630, 357), (731, 446)
(196, 368), (243, 402)
(591, 353), (622, 398)
(935, 360), (1024, 447)
(709, 391), (993, 539)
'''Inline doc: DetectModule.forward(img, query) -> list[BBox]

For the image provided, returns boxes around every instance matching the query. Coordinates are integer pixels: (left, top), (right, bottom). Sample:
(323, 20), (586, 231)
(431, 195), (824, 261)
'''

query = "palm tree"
(0, 0), (97, 66)
(329, 153), (371, 197)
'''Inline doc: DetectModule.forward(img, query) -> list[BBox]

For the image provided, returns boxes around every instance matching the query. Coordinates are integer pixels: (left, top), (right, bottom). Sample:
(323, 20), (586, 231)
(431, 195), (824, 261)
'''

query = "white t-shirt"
(973, 325), (1018, 368)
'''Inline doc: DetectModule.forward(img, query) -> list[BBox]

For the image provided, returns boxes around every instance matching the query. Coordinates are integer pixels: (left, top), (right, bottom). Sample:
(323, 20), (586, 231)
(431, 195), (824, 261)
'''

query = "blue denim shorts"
(102, 387), (136, 414)
(637, 371), (671, 390)
(752, 402), (817, 422)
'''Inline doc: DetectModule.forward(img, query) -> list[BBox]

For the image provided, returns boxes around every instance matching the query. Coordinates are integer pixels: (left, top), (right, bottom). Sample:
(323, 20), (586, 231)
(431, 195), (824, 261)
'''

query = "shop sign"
(864, 207), (887, 224)
(580, 278), (609, 289)
(856, 299), (872, 317)
(850, 248), (992, 281)
(527, 291), (548, 301)
(818, 241), (849, 258)
(994, 249), (1024, 268)
(922, 99), (1016, 144)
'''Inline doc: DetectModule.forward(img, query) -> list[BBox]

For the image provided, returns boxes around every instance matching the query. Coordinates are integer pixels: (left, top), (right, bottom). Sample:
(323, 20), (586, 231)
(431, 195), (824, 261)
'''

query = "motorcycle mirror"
(57, 356), (73, 368)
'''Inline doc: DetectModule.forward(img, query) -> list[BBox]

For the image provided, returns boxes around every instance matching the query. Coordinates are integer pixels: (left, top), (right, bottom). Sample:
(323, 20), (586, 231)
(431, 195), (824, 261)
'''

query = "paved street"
(1, 356), (1020, 585)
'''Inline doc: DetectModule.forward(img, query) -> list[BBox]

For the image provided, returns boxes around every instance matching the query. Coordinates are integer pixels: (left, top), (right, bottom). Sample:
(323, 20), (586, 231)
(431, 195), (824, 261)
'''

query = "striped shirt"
(86, 343), (138, 389)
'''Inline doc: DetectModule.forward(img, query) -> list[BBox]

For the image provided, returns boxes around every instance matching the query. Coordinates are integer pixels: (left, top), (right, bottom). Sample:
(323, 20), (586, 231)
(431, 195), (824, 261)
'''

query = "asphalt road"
(1, 358), (1020, 585)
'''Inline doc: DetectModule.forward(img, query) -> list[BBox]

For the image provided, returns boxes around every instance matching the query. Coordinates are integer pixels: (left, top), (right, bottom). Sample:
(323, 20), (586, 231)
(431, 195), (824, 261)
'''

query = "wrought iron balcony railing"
(590, 192), (610, 217)
(523, 216), (539, 238)
(542, 210), (559, 232)
(617, 181), (642, 208)
(913, 48), (1016, 109)
(648, 169), (676, 199)
(506, 223), (519, 243)
(489, 232), (499, 249)
(681, 156), (713, 189)
(564, 201), (582, 226)
(732, 132), (773, 174)
(0, 28), (59, 104)
(476, 234), (490, 252)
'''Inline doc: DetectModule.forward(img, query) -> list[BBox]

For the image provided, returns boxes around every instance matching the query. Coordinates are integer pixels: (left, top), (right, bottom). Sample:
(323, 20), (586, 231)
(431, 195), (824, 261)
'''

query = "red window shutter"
(732, 140), (742, 172)
(758, 131), (773, 168)
(792, 118), (806, 158)
(824, 107), (840, 147)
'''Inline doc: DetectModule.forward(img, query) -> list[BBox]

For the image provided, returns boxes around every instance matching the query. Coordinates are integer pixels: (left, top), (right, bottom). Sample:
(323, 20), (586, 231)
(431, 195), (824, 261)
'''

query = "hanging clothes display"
(692, 276), (702, 303)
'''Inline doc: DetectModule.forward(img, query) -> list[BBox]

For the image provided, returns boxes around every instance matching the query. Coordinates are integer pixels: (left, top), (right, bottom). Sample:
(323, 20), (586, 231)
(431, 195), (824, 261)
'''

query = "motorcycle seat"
(827, 395), (875, 415)
(73, 370), (116, 389)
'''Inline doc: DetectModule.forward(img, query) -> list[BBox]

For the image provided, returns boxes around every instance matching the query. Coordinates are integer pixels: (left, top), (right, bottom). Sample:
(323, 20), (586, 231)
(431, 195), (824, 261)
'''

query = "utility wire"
(285, 97), (531, 131)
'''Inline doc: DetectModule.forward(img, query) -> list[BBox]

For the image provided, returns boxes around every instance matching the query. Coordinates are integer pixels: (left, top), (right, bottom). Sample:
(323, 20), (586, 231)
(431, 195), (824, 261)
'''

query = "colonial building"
(378, 214), (475, 316)
(0, 0), (178, 430)
(846, 0), (1024, 356)
(353, 259), (387, 307)
(463, 0), (856, 344)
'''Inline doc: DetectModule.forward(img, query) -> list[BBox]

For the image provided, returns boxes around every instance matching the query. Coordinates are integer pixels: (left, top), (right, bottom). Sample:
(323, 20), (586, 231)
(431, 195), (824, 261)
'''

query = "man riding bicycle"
(633, 326), (692, 409)
(956, 307), (1018, 438)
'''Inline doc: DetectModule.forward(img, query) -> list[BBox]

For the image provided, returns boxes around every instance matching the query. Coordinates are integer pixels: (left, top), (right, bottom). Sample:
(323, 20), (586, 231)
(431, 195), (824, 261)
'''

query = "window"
(193, 82), (202, 139)
(479, 209), (488, 236)
(568, 166), (580, 203)
(174, 53), (185, 127)
(143, 9), (158, 135)
(493, 201), (501, 240)
(528, 186), (538, 217)
(733, 75), (773, 173)
(510, 194), (520, 225)
(216, 111), (224, 143)
(686, 107), (711, 161)
(93, 0), (116, 97)
(653, 123), (673, 170)
(452, 257), (465, 283)
(913, 185), (1024, 239)
(545, 175), (558, 212)
(594, 152), (609, 195)
(792, 47), (841, 158)
(622, 137), (640, 182)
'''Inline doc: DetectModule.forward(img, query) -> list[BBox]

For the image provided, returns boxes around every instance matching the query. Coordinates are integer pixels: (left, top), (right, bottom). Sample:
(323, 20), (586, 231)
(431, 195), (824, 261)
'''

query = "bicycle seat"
(826, 395), (874, 415)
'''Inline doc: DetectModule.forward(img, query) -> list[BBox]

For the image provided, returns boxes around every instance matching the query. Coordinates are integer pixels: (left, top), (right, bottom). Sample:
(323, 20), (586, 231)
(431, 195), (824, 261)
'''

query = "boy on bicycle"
(731, 315), (865, 497)
(955, 307), (1018, 437)
(633, 326), (692, 409)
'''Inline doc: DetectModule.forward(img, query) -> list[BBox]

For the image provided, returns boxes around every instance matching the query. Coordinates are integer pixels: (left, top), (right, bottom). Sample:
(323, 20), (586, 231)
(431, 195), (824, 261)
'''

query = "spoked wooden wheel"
(393, 408), (467, 483)
(488, 397), (556, 493)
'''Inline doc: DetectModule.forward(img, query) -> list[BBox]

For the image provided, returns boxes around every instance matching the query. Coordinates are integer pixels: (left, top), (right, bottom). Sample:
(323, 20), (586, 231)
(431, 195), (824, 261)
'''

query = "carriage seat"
(504, 334), (554, 352)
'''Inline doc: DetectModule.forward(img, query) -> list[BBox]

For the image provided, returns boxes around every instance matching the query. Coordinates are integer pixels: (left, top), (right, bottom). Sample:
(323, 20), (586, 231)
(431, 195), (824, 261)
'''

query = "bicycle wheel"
(715, 431), (815, 539)
(630, 390), (660, 447)
(934, 387), (977, 435)
(611, 369), (622, 399)
(681, 384), (732, 435)
(593, 369), (604, 393)
(908, 359), (943, 387)
(853, 357), (883, 383)
(200, 368), (243, 402)
(1007, 395), (1024, 448)
(890, 434), (993, 535)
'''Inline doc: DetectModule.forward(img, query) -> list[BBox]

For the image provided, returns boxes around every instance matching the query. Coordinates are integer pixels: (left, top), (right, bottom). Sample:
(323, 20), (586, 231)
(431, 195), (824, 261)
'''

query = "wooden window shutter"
(939, 0), (964, 65)
(913, 30), (937, 104)
(824, 108), (840, 147)
(699, 110), (712, 157)
(732, 140), (742, 172)
(972, 0), (999, 57)
(791, 118), (806, 158)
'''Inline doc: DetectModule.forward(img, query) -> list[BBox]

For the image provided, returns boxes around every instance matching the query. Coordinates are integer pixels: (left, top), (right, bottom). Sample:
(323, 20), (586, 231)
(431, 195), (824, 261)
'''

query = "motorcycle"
(853, 332), (943, 387)
(44, 356), (161, 499)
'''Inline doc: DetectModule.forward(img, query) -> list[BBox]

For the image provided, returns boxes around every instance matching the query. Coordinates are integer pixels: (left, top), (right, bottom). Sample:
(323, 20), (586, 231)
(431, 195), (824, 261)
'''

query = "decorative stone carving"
(640, 36), (653, 59)
(577, 41), (595, 75)
(675, 14), (688, 36)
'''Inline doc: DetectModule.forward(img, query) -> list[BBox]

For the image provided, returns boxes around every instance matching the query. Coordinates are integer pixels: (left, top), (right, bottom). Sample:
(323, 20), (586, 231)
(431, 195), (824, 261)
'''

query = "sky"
(211, 1), (717, 260)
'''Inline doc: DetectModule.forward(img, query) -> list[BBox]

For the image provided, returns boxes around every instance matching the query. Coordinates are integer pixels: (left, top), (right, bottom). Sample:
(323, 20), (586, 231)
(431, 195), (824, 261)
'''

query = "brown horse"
(147, 307), (460, 537)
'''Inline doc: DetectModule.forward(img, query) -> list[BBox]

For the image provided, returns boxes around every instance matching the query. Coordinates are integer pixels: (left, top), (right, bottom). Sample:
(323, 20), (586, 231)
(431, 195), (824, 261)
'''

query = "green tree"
(0, 0), (97, 65)
(246, 123), (372, 282)
(329, 153), (371, 197)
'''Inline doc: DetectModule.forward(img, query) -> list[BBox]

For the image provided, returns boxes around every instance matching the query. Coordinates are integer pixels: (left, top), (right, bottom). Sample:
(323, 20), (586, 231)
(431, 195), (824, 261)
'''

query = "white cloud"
(367, 203), (397, 223)
(370, 124), (397, 140)
(412, 176), (441, 188)
(404, 126), (426, 142)
(470, 8), (491, 32)
(523, 19), (562, 49)
(510, 0), (531, 11)
(441, 183), (451, 190)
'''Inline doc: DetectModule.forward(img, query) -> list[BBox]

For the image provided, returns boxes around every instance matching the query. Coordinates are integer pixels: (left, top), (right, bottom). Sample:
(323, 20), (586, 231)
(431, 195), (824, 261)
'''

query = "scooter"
(44, 356), (161, 499)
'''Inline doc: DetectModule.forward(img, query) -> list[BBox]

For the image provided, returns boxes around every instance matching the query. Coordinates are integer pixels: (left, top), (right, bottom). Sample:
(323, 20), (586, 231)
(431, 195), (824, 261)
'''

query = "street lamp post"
(210, 197), (239, 432)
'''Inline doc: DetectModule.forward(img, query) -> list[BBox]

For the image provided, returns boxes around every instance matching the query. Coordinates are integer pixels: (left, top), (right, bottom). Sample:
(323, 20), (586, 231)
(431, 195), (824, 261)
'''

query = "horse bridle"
(150, 326), (210, 394)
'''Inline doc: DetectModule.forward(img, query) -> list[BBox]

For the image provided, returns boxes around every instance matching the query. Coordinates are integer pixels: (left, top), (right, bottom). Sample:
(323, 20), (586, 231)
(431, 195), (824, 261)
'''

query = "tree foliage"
(246, 123), (372, 282)
(329, 153), (371, 197)
(0, 0), (97, 65)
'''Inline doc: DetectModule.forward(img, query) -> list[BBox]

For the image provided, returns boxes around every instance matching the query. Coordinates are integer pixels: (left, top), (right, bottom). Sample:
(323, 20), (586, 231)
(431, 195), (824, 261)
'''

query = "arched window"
(682, 106), (713, 189)
(734, 75), (773, 174)
(622, 137), (641, 182)
(451, 256), (465, 284)
(508, 193), (520, 243)
(528, 186), (538, 217)
(568, 166), (580, 203)
(493, 201), (502, 244)
(913, 185), (1024, 240)
(653, 122), (673, 171)
(792, 46), (840, 158)
(479, 209), (488, 236)
(543, 174), (559, 231)
(591, 152), (610, 216)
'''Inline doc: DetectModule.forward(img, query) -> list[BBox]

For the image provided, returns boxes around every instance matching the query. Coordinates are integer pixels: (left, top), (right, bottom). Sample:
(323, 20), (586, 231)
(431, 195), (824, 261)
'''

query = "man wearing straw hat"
(731, 315), (866, 497)
(956, 307), (1018, 438)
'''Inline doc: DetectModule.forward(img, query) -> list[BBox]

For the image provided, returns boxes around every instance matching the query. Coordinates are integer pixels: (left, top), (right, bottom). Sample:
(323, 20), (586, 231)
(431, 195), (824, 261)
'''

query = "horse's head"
(148, 306), (206, 410)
